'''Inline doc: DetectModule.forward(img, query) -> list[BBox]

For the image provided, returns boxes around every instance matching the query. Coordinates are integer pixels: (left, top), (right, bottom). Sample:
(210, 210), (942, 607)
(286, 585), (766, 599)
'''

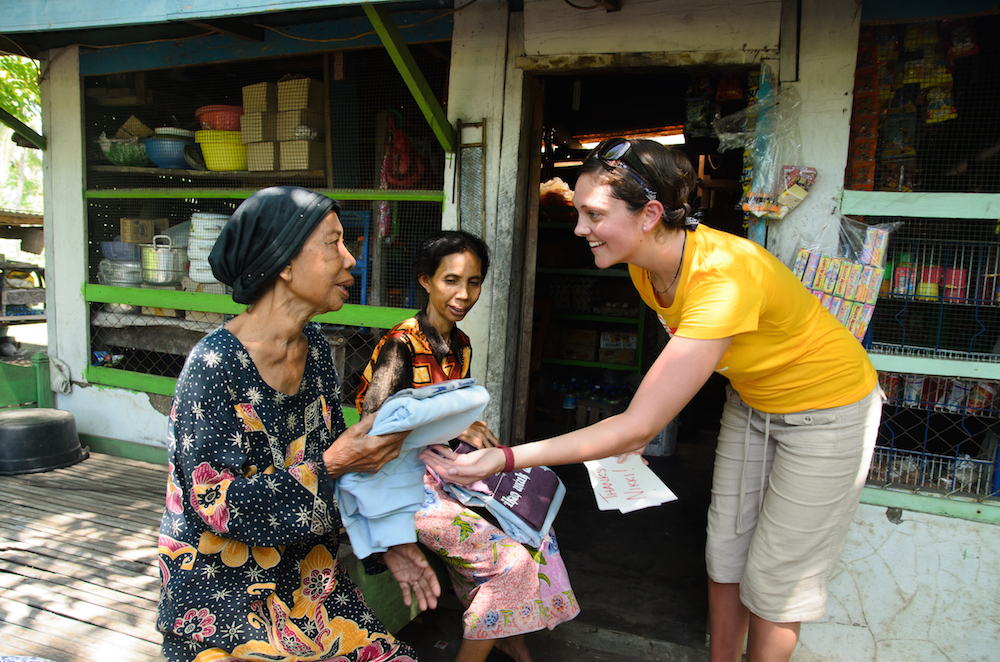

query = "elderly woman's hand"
(456, 420), (500, 449)
(383, 543), (441, 611)
(322, 413), (408, 478)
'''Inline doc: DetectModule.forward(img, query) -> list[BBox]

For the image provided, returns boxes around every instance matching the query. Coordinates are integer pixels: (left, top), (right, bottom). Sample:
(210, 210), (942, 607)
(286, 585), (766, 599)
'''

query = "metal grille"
(847, 17), (1000, 193)
(456, 120), (485, 239)
(868, 217), (1000, 359)
(874, 371), (1000, 499)
(84, 45), (449, 404)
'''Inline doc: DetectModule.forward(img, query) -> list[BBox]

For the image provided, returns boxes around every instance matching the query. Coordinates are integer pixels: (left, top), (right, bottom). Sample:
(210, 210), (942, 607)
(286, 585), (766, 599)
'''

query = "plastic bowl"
(143, 136), (194, 169)
(100, 238), (141, 261)
(98, 137), (153, 167)
(195, 104), (243, 131)
(155, 127), (196, 139)
(195, 130), (247, 171)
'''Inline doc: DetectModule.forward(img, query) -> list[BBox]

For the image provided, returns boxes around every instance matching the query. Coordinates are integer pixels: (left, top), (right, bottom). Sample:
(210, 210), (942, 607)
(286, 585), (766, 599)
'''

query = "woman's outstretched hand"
(419, 444), (505, 485)
(383, 542), (440, 611)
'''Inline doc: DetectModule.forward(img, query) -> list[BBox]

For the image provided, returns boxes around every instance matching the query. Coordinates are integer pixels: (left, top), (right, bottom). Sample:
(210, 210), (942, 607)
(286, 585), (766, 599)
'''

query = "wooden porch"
(0, 452), (166, 661)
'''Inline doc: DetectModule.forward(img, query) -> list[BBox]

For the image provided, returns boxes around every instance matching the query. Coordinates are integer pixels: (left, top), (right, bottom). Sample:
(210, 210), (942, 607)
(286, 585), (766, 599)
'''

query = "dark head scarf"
(209, 186), (340, 304)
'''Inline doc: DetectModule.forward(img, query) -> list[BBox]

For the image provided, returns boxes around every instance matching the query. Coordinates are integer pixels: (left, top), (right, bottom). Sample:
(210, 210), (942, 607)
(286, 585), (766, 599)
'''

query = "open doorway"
(520, 67), (758, 649)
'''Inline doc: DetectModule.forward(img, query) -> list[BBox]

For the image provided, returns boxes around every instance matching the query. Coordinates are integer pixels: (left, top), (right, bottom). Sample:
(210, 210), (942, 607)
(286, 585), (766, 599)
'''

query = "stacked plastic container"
(187, 213), (228, 289)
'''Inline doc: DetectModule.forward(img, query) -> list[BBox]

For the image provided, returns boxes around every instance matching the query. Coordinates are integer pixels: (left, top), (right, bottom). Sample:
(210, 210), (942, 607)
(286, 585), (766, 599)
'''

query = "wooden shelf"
(91, 164), (325, 179)
(0, 314), (46, 323)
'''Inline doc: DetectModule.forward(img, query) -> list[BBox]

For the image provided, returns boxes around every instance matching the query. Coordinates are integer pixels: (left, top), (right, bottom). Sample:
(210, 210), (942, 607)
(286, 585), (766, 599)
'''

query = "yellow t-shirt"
(630, 225), (877, 413)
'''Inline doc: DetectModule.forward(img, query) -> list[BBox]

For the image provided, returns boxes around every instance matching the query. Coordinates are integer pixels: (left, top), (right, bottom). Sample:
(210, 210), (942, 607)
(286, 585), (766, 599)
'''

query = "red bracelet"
(500, 445), (515, 473)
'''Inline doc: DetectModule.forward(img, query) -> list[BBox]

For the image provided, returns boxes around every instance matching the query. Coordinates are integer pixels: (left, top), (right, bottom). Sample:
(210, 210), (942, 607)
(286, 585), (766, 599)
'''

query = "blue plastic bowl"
(100, 238), (141, 261)
(143, 137), (194, 169)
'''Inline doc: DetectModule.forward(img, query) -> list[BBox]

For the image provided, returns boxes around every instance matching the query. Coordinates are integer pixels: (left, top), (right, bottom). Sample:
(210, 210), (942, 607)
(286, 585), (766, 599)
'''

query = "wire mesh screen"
(459, 144), (485, 239)
(847, 17), (1000, 193)
(874, 371), (1000, 499)
(84, 43), (449, 404)
(868, 217), (1000, 360)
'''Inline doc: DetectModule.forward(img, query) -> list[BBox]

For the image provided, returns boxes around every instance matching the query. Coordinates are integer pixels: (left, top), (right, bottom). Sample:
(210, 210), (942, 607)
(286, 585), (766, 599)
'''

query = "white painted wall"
(41, 46), (169, 448)
(444, 0), (512, 425)
(766, 0), (861, 267)
(796, 503), (1000, 662)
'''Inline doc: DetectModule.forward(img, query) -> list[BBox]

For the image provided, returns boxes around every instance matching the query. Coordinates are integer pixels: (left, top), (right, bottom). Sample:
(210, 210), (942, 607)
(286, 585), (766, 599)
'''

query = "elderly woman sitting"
(155, 186), (440, 662)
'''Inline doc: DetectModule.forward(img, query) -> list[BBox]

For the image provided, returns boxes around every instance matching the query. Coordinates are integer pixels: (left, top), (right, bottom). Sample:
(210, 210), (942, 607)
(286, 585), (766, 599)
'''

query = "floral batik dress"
(356, 312), (580, 640)
(156, 323), (418, 662)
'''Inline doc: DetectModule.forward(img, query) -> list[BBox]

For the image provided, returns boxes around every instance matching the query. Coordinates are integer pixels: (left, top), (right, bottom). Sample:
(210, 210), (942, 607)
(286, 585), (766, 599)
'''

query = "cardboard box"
(241, 112), (277, 143)
(801, 252), (821, 286)
(121, 217), (168, 244)
(598, 348), (636, 365)
(243, 82), (277, 113)
(277, 109), (324, 142)
(277, 77), (326, 113)
(600, 331), (637, 350)
(560, 328), (597, 362)
(834, 262), (852, 298)
(560, 344), (596, 362)
(279, 140), (325, 171)
(821, 258), (842, 294)
(792, 248), (810, 280)
(247, 142), (279, 172)
(563, 329), (597, 347)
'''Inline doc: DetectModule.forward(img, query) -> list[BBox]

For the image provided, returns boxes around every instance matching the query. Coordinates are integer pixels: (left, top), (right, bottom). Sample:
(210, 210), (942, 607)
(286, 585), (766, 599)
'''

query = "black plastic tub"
(0, 408), (88, 475)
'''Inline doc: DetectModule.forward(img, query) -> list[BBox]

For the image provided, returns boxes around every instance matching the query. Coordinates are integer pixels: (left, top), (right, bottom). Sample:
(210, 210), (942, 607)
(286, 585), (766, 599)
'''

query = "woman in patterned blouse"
(156, 187), (440, 662)
(356, 231), (579, 662)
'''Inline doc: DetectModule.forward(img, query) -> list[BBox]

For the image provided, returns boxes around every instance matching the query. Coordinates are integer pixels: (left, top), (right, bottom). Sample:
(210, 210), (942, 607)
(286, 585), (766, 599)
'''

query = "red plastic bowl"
(195, 104), (243, 131)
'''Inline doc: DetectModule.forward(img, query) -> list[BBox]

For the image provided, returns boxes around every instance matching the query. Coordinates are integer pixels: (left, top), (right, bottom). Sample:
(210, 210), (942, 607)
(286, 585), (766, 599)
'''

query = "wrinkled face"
(286, 212), (357, 313)
(572, 173), (646, 270)
(419, 250), (483, 327)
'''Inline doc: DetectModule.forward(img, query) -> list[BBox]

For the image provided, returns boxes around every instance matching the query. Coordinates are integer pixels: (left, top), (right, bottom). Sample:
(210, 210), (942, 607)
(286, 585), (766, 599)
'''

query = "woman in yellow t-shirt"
(422, 139), (883, 662)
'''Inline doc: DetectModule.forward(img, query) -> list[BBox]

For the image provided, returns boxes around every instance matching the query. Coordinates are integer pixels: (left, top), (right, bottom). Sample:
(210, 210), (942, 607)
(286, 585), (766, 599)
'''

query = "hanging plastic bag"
(790, 216), (903, 342)
(714, 86), (807, 220)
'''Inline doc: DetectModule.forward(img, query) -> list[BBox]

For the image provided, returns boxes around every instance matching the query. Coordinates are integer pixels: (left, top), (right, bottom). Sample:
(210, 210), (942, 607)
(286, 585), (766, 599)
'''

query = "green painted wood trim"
(85, 284), (417, 328)
(85, 188), (445, 202)
(0, 107), (45, 151)
(0, 361), (38, 408)
(87, 285), (244, 312)
(363, 3), (456, 154)
(868, 353), (1000, 380)
(841, 190), (1000, 219)
(343, 406), (360, 427)
(80, 434), (169, 465)
(313, 307), (416, 328)
(86, 365), (178, 396)
(31, 353), (53, 409)
(861, 486), (1000, 525)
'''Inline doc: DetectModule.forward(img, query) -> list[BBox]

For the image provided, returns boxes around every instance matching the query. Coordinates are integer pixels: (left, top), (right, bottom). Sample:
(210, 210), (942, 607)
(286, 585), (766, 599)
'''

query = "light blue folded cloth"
(336, 379), (489, 559)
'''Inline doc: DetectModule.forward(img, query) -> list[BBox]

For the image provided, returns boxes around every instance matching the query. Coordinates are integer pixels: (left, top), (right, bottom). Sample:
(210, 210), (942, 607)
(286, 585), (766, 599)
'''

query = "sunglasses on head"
(590, 138), (658, 201)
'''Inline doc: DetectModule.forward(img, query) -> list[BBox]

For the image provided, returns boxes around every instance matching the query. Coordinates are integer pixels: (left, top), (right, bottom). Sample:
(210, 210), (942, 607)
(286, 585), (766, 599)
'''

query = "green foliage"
(0, 55), (42, 213)
(0, 55), (40, 128)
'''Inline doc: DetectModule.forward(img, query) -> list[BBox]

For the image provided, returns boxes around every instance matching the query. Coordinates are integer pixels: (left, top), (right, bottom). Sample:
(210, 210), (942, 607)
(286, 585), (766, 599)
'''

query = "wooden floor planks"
(0, 453), (166, 661)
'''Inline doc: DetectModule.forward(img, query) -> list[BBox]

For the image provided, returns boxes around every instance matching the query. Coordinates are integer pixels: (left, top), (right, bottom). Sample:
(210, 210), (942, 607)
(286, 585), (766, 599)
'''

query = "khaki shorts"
(705, 386), (882, 622)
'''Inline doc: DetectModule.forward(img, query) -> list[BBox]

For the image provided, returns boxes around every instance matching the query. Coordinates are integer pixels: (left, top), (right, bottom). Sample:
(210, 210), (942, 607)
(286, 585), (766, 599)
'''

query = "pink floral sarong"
(416, 472), (580, 640)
